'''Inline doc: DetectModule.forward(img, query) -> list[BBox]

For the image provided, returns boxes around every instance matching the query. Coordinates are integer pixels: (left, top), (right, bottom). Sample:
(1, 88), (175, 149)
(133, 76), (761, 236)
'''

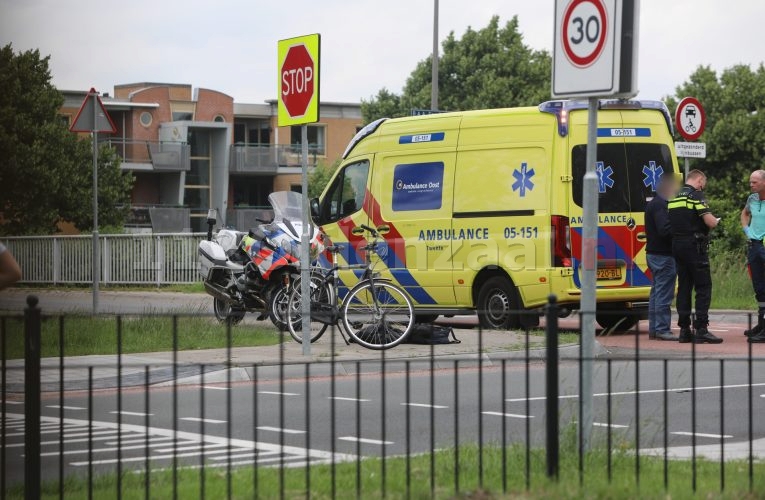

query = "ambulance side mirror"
(310, 198), (320, 222)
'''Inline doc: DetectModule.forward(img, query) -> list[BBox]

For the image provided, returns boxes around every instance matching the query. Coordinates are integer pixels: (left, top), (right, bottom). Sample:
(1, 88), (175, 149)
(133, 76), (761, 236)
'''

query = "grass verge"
(1, 315), (282, 358)
(10, 444), (764, 499)
(710, 248), (754, 310)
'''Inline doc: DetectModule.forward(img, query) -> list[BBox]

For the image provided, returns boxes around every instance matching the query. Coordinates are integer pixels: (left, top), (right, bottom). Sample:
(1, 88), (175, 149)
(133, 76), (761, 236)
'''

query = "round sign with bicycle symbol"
(675, 97), (706, 141)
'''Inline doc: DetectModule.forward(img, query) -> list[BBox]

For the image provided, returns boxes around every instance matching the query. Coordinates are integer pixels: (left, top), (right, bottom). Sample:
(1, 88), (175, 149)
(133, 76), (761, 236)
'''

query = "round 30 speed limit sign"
(562, 0), (608, 67)
(552, 0), (635, 98)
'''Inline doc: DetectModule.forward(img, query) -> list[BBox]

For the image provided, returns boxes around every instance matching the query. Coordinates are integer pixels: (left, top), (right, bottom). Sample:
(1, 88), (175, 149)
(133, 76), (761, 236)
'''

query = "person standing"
(740, 169), (765, 343)
(667, 169), (723, 344)
(645, 176), (678, 341)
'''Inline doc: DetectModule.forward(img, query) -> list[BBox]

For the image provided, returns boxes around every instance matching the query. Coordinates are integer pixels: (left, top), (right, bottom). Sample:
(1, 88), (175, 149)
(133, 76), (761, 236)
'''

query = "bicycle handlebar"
(359, 224), (378, 236)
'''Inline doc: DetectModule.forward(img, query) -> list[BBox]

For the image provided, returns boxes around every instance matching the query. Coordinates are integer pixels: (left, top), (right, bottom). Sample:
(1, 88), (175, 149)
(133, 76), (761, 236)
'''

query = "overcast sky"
(1, 0), (763, 105)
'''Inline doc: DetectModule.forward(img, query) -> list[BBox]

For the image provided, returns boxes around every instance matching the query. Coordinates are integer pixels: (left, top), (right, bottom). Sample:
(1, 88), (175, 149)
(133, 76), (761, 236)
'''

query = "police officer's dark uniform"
(667, 183), (723, 343)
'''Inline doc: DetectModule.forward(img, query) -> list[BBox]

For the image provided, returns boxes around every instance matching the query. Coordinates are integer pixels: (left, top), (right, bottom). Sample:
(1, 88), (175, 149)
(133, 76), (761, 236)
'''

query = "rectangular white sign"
(552, 0), (640, 98)
(675, 142), (706, 159)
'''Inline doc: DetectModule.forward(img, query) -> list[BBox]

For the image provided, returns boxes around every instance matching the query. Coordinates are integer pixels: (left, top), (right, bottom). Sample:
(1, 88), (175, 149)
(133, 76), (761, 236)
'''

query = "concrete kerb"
(3, 338), (594, 393)
(156, 341), (592, 387)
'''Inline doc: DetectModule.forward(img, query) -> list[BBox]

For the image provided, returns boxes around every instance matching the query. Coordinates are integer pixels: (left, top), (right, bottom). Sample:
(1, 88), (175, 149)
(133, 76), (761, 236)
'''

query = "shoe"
(678, 328), (694, 343)
(744, 323), (764, 337)
(693, 327), (723, 344)
(655, 332), (679, 341)
(748, 331), (765, 343)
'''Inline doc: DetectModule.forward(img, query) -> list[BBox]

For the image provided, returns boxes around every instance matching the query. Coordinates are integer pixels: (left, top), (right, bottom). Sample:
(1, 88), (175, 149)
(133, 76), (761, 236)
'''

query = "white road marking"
(39, 440), (184, 456)
(203, 386), (230, 391)
(506, 382), (765, 403)
(339, 436), (393, 445)
(180, 417), (226, 424)
(105, 437), (173, 446)
(5, 428), (115, 438)
(593, 422), (629, 429)
(482, 411), (533, 419)
(402, 402), (449, 409)
(110, 411), (153, 417)
(71, 447), (243, 466)
(46, 405), (86, 410)
(259, 391), (299, 396)
(330, 397), (370, 402)
(671, 432), (733, 439)
(256, 426), (306, 435)
(5, 412), (355, 467)
(2, 401), (23, 405)
(155, 443), (228, 453)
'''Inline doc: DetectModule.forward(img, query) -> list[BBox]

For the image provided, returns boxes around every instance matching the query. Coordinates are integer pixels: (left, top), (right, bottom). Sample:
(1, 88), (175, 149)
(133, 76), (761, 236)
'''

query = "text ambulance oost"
(311, 100), (679, 330)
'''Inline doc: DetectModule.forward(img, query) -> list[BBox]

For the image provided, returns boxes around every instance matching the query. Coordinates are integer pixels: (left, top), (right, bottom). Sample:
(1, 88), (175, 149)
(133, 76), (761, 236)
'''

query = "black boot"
(678, 327), (694, 343)
(744, 310), (765, 337)
(694, 327), (724, 344)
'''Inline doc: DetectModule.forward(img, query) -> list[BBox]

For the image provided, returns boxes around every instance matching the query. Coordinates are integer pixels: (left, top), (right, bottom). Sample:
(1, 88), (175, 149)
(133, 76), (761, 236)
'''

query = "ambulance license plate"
(596, 268), (622, 280)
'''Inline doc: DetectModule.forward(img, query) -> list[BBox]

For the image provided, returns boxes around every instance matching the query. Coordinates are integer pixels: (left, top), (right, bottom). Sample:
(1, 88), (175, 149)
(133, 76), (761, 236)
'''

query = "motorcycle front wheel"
(213, 298), (246, 325)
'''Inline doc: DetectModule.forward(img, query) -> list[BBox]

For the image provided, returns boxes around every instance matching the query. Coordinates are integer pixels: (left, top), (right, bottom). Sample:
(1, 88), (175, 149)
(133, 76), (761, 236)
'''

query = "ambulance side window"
(320, 160), (370, 223)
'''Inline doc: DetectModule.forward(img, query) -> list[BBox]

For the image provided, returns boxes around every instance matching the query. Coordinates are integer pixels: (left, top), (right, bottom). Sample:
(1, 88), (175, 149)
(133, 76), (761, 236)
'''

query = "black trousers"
(672, 238), (711, 329)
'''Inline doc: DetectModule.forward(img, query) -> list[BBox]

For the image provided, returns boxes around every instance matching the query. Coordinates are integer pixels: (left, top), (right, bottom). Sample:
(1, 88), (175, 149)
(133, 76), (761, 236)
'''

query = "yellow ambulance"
(311, 100), (678, 330)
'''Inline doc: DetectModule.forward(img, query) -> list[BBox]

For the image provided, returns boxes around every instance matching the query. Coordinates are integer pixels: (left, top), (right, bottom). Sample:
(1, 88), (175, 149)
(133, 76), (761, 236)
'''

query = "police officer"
(740, 169), (765, 343)
(667, 169), (723, 344)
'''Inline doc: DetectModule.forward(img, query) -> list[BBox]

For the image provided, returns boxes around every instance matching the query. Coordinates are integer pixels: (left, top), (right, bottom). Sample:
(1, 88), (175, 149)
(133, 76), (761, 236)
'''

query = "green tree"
(361, 16), (552, 123)
(668, 64), (765, 250)
(0, 44), (133, 235)
(308, 159), (341, 198)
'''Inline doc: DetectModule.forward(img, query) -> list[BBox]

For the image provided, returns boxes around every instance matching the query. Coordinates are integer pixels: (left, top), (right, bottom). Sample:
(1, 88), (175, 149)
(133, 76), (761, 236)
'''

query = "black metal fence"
(2, 295), (765, 499)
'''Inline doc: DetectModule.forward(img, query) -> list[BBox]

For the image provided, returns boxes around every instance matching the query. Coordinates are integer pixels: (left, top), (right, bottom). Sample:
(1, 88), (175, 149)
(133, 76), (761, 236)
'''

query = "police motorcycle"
(198, 191), (325, 328)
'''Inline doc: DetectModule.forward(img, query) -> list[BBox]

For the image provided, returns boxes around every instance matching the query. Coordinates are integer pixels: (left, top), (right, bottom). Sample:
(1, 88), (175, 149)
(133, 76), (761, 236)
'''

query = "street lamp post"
(431, 0), (439, 111)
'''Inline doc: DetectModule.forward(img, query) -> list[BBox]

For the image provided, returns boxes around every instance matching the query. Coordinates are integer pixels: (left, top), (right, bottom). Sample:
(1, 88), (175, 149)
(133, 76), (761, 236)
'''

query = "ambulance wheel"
(477, 277), (521, 330)
(214, 298), (245, 326)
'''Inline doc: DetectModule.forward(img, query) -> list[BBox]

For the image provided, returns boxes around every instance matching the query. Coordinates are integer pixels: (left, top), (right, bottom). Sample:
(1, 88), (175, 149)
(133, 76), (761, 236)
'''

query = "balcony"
(229, 144), (321, 173)
(107, 139), (191, 172)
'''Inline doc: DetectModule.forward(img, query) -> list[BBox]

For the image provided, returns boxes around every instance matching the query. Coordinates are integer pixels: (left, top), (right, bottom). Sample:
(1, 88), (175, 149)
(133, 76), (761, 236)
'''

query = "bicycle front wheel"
(286, 275), (333, 344)
(342, 281), (414, 350)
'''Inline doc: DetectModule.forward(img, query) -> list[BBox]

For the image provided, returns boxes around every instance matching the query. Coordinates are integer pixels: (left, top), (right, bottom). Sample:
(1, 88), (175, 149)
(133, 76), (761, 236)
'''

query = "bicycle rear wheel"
(342, 281), (414, 350)
(286, 276), (333, 343)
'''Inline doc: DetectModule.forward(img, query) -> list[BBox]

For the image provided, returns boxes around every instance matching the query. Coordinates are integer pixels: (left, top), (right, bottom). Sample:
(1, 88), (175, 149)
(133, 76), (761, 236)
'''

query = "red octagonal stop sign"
(281, 44), (315, 118)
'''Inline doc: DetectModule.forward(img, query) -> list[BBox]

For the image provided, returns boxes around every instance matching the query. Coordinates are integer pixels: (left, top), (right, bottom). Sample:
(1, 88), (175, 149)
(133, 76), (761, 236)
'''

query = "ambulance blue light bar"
(538, 100), (673, 137)
(343, 117), (387, 159)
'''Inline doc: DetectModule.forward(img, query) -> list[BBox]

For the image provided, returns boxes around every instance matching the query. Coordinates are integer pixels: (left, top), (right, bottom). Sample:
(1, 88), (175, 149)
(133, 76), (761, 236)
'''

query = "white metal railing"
(2, 233), (205, 285)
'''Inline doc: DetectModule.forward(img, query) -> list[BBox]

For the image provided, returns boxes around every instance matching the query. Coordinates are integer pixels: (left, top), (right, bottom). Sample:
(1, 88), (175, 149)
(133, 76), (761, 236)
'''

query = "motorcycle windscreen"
(570, 142), (674, 288)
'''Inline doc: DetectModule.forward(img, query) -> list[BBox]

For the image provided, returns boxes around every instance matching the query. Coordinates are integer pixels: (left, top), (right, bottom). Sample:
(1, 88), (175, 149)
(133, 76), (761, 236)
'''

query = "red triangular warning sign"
(70, 88), (116, 133)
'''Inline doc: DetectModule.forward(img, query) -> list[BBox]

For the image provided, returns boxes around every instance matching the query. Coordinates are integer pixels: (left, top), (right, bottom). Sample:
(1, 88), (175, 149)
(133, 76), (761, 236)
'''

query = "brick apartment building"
(60, 83), (363, 232)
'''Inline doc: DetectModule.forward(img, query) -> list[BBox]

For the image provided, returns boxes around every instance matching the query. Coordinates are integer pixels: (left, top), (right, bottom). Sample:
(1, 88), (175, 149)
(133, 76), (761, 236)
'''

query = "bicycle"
(285, 224), (415, 350)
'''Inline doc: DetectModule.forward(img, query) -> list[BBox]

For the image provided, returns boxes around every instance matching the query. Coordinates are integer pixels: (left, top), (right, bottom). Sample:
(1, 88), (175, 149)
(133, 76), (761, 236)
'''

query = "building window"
(290, 125), (326, 155)
(291, 184), (302, 193)
(213, 115), (225, 123)
(59, 114), (71, 127)
(139, 111), (152, 127)
(172, 111), (194, 121)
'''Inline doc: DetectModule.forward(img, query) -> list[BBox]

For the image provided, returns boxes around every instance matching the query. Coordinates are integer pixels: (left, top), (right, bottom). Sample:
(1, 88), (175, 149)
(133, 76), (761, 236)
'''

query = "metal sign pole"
(431, 0), (439, 111)
(580, 96), (599, 450)
(300, 124), (311, 356)
(684, 157), (689, 180)
(91, 92), (100, 314)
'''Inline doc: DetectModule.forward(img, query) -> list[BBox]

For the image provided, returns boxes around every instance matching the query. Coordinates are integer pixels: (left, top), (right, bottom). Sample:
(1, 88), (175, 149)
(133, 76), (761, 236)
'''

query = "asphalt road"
(5, 357), (765, 485)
